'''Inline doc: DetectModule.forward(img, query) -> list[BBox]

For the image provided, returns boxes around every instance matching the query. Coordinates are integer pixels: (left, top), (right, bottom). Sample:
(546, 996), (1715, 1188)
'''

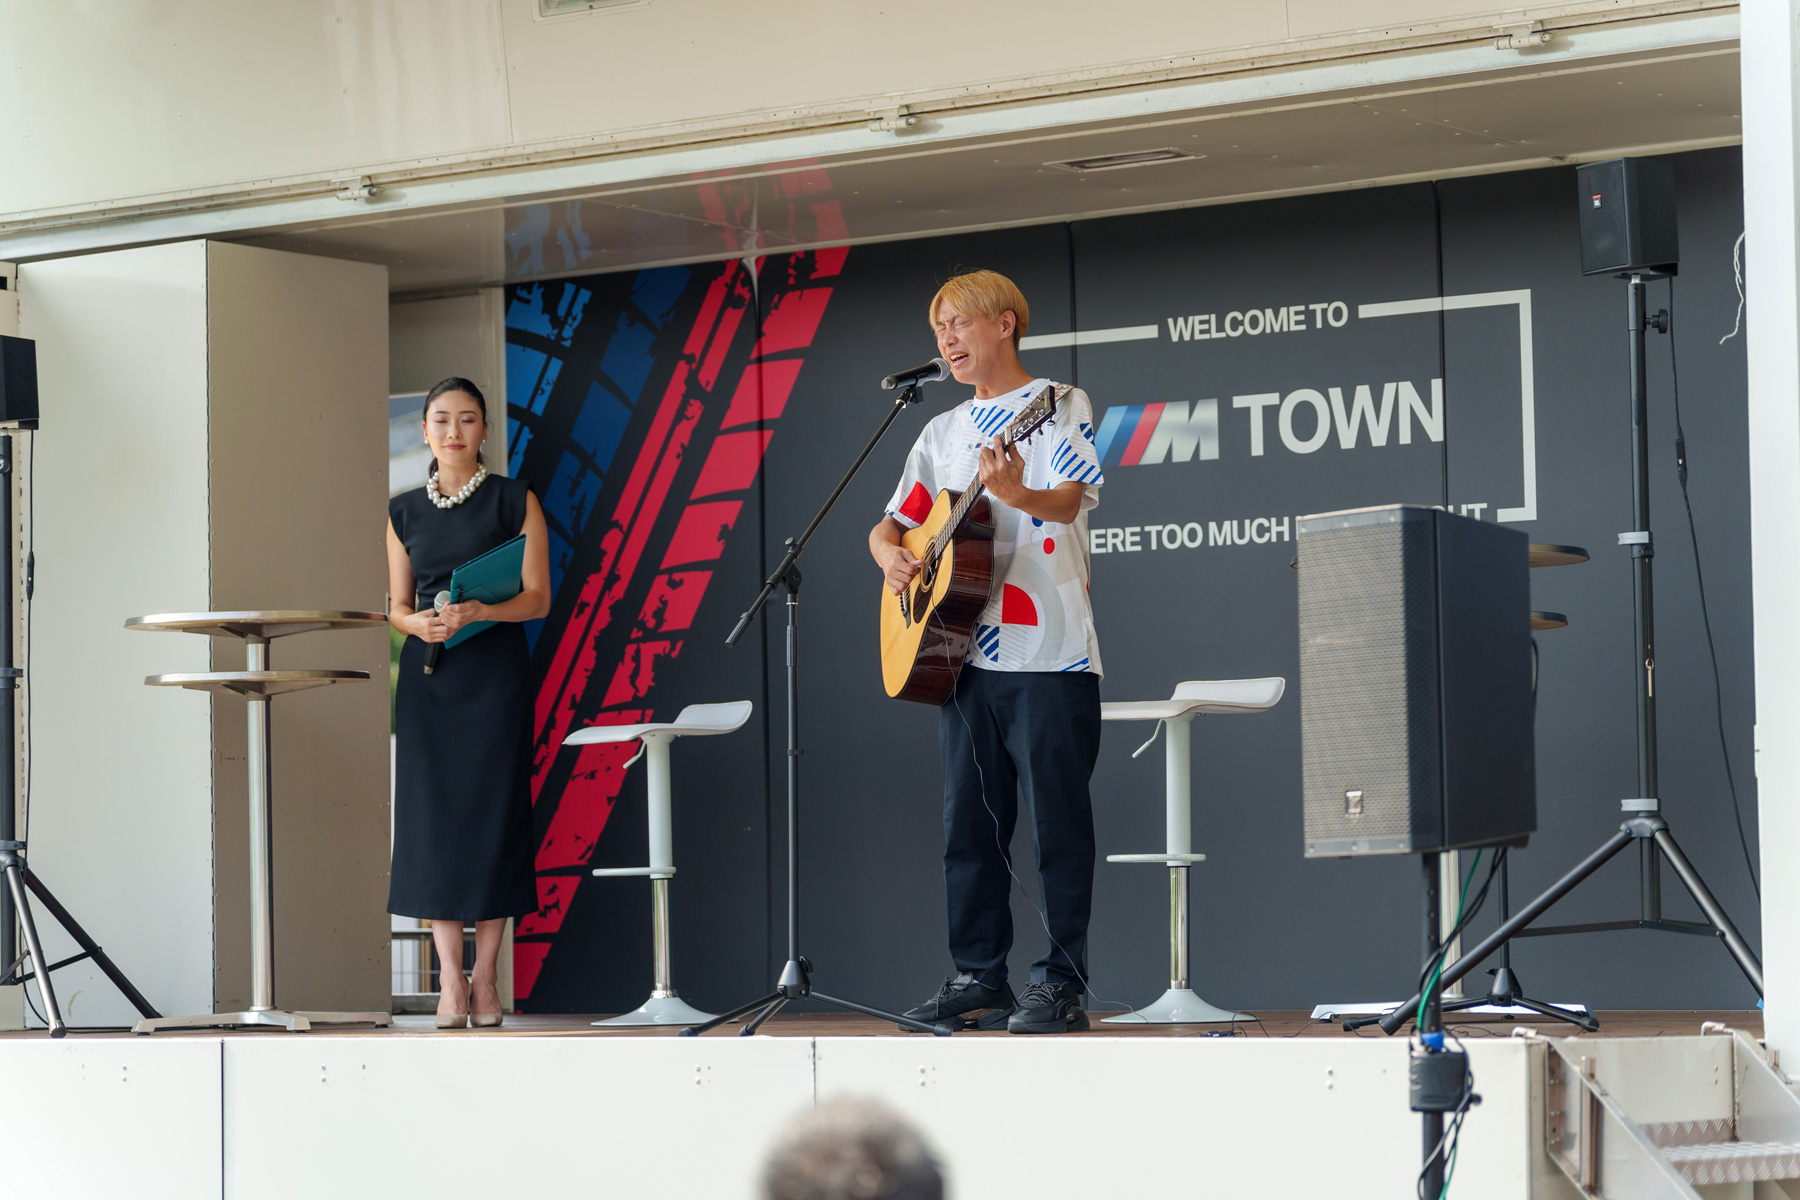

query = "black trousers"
(939, 667), (1101, 990)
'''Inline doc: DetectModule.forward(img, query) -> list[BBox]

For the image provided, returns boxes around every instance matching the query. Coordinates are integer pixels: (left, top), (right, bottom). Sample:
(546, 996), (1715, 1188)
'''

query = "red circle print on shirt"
(1043, 538), (1055, 554)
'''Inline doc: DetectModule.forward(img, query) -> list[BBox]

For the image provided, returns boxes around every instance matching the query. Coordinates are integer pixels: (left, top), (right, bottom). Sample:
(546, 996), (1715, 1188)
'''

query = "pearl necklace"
(428, 464), (488, 509)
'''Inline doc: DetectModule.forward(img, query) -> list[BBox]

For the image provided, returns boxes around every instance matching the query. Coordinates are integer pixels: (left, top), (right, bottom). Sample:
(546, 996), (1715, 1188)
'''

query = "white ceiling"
(241, 43), (1739, 295)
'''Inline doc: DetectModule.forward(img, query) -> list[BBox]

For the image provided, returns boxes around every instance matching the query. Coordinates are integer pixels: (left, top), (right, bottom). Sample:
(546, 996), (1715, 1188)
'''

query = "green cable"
(1440, 1117), (1463, 1199)
(1417, 851), (1483, 1031)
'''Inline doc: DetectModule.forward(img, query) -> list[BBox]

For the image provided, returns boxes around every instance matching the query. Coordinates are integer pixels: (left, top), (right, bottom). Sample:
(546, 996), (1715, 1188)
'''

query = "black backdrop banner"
(503, 147), (1757, 1014)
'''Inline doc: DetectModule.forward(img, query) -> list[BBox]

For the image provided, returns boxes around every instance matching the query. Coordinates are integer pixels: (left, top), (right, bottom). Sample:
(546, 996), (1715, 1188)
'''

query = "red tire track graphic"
(517, 184), (845, 1001)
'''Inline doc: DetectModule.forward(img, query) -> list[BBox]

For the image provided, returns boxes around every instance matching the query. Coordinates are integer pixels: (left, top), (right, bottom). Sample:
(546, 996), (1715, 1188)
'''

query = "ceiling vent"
(1047, 148), (1201, 172)
(538, 0), (645, 17)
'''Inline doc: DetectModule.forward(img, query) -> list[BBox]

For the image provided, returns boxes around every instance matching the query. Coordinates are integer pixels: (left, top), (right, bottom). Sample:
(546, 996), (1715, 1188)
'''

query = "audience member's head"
(762, 1097), (945, 1200)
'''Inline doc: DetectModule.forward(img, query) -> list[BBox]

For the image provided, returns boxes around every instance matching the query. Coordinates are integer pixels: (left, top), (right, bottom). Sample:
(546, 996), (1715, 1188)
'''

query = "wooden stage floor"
(14, 1007), (1758, 1039)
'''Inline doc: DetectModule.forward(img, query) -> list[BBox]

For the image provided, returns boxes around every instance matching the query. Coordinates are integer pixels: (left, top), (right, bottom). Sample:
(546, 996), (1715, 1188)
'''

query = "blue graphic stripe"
(1093, 406), (1132, 464)
(1051, 439), (1103, 485)
(1060, 657), (1091, 673)
(975, 624), (1000, 662)
(970, 405), (1011, 437)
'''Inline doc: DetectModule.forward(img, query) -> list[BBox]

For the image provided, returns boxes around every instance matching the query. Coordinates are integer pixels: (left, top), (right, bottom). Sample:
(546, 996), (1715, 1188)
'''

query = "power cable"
(1667, 279), (1759, 897)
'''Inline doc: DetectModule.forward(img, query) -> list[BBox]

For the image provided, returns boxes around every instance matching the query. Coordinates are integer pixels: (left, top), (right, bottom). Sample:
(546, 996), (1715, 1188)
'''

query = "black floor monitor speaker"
(1577, 157), (1678, 278)
(1298, 505), (1534, 857)
(0, 335), (39, 429)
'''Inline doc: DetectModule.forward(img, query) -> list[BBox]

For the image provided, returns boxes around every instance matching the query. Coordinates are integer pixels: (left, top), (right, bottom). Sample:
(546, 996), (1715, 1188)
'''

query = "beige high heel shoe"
(436, 975), (470, 1029)
(470, 975), (503, 1028)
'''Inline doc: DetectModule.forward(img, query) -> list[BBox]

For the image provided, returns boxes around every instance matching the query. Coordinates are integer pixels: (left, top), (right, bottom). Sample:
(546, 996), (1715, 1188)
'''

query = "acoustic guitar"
(879, 381), (1069, 703)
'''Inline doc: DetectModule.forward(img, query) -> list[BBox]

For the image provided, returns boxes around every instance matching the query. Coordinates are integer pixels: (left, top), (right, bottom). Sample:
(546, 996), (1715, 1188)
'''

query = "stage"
(0, 1010), (1765, 1199)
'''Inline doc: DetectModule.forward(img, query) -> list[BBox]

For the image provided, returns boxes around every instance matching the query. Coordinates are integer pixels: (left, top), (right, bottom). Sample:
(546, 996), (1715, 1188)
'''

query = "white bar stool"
(1101, 677), (1286, 1024)
(564, 700), (752, 1027)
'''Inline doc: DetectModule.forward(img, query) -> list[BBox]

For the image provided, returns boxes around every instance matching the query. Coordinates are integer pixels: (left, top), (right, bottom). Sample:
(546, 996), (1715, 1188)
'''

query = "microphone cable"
(933, 608), (1137, 1022)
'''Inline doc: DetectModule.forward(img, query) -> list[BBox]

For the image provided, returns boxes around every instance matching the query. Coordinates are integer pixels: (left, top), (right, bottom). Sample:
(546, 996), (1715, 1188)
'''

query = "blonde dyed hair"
(928, 270), (1029, 348)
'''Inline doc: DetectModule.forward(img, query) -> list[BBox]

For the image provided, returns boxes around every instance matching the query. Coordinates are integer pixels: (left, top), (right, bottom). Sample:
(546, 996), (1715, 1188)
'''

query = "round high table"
(125, 611), (389, 1034)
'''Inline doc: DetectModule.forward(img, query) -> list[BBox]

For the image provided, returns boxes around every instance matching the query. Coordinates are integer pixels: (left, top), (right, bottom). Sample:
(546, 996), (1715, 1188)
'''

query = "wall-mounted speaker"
(0, 335), (39, 429)
(1298, 505), (1535, 857)
(1577, 157), (1678, 278)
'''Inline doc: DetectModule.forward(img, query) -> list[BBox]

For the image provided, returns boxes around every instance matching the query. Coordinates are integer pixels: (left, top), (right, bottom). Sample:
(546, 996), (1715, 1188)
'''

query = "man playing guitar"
(868, 270), (1105, 1034)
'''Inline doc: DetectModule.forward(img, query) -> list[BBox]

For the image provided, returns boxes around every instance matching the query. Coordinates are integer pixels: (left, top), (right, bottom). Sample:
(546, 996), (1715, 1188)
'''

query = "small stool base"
(592, 994), (719, 1028)
(1101, 988), (1248, 1025)
(135, 1009), (391, 1034)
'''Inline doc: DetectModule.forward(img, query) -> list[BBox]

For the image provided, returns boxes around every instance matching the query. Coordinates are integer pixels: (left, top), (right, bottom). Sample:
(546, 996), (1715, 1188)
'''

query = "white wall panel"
(0, 1038), (223, 1197)
(495, 0), (1290, 144)
(0, 0), (1721, 220)
(19, 243), (216, 1028)
(14, 240), (391, 1030)
(1741, 0), (1800, 1059)
(205, 242), (390, 1015)
(0, 1), (509, 214)
(223, 1035), (815, 1198)
(0, 265), (14, 1032)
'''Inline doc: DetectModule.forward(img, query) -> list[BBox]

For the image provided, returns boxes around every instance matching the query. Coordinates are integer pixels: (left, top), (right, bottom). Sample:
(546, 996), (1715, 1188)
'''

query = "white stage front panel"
(0, 1030), (1578, 1198)
(816, 1035), (1540, 1199)
(0, 1037), (222, 1197)
(223, 1034), (816, 1199)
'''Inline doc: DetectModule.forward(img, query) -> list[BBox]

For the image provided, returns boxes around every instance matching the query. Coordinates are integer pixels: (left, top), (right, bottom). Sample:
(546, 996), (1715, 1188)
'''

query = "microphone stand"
(682, 381), (953, 1037)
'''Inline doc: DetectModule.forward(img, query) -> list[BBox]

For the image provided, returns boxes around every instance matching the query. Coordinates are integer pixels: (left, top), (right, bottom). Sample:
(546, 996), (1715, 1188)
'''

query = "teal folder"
(444, 533), (526, 649)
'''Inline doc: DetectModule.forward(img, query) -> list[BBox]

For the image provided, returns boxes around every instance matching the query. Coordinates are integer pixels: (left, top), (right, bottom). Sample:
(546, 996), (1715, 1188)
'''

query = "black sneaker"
(1006, 981), (1090, 1034)
(898, 973), (1017, 1031)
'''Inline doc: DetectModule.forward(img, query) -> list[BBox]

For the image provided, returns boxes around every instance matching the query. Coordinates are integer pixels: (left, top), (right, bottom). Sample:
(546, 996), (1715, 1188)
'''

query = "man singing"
(868, 269), (1104, 1035)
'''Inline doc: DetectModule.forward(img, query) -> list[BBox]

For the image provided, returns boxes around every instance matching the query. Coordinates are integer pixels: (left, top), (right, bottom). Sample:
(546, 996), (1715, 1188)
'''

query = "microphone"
(422, 590), (452, 675)
(881, 357), (952, 390)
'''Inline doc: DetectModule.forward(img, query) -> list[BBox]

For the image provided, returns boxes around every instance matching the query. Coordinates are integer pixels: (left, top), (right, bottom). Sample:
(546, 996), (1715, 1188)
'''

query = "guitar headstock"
(1002, 382), (1068, 446)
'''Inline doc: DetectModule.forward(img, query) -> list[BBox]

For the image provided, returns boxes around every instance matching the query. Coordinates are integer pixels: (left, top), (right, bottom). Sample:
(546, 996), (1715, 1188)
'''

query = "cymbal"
(1531, 611), (1569, 631)
(1529, 544), (1589, 568)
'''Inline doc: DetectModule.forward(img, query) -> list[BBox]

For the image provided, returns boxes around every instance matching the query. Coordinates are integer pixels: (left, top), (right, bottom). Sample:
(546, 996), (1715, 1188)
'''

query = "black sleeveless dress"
(388, 474), (537, 922)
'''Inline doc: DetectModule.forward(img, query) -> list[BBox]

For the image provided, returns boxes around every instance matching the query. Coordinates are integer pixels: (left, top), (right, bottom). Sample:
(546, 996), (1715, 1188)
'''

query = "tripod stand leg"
(1653, 829), (1764, 994)
(739, 996), (787, 1036)
(5, 863), (64, 1037)
(811, 990), (953, 1036)
(1505, 995), (1600, 1032)
(680, 990), (783, 1037)
(21, 867), (159, 1020)
(1373, 829), (1635, 1035)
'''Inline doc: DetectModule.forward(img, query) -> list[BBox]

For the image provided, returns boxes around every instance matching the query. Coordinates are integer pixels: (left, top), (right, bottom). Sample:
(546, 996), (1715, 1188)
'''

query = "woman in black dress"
(387, 377), (550, 1029)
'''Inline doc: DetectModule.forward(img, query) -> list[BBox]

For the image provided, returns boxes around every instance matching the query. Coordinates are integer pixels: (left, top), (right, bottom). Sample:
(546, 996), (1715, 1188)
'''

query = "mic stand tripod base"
(680, 958), (954, 1037)
(1438, 967), (1597, 1032)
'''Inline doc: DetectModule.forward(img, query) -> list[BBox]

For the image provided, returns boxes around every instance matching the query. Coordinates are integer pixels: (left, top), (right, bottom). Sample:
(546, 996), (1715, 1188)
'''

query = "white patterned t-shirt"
(884, 379), (1104, 676)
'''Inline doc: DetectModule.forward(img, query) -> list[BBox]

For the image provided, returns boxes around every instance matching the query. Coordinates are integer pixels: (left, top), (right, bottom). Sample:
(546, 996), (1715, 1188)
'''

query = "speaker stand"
(1351, 274), (1762, 1038)
(1438, 854), (1595, 1032)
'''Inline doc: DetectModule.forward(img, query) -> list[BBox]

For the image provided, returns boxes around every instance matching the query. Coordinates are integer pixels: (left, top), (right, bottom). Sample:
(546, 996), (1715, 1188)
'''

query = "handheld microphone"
(422, 589), (452, 675)
(881, 357), (952, 390)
